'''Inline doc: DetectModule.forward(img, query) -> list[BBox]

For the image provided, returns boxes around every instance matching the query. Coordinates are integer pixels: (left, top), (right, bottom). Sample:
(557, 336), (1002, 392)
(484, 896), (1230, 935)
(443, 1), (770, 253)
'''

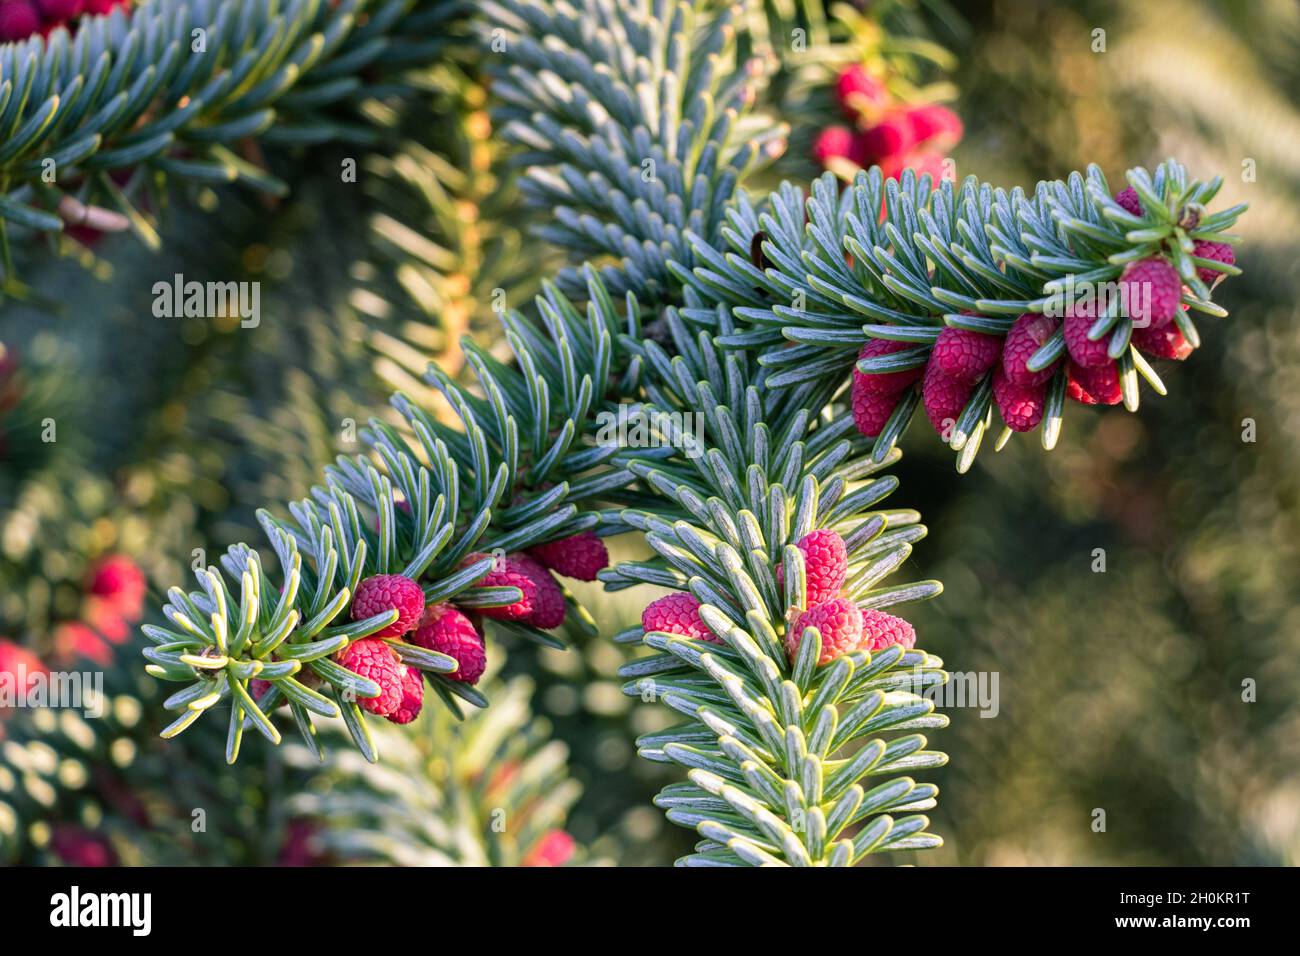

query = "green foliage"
(145, 272), (639, 761)
(483, 0), (787, 299)
(0, 638), (314, 865)
(287, 666), (582, 865)
(0, 0), (458, 299)
(13, 0), (1243, 868)
(603, 305), (948, 864)
(124, 0), (1254, 868)
(906, 0), (1293, 866)
(675, 160), (1245, 470)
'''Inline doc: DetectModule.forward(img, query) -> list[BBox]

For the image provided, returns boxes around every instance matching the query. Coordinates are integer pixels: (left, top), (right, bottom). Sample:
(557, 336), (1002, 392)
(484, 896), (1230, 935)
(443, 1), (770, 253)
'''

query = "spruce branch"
(120, 0), (1254, 872)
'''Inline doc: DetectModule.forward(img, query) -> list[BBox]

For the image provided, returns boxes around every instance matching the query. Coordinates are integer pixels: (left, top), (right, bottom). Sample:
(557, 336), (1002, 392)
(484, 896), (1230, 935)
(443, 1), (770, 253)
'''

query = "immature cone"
(776, 529), (848, 605)
(277, 819), (327, 867)
(860, 609), (917, 651)
(851, 384), (899, 438)
(350, 573), (425, 638)
(462, 552), (537, 621)
(85, 598), (131, 643)
(922, 362), (973, 438)
(1131, 324), (1194, 361)
(642, 592), (718, 644)
(903, 104), (963, 148)
(335, 638), (404, 716)
(49, 826), (118, 867)
(813, 126), (864, 167)
(0, 2), (40, 41)
(930, 326), (1001, 383)
(1192, 240), (1235, 285)
(787, 598), (864, 666)
(528, 531), (609, 581)
(53, 622), (111, 667)
(1120, 257), (1182, 328)
(248, 677), (282, 707)
(386, 667), (425, 724)
(834, 64), (887, 120)
(523, 830), (576, 867)
(411, 603), (486, 684)
(1063, 302), (1110, 368)
(1001, 313), (1060, 387)
(991, 366), (1046, 432)
(38, 0), (81, 19)
(1114, 186), (1142, 217)
(856, 111), (916, 163)
(510, 553), (566, 629)
(1066, 360), (1122, 406)
(86, 553), (146, 618)
(854, 337), (923, 396)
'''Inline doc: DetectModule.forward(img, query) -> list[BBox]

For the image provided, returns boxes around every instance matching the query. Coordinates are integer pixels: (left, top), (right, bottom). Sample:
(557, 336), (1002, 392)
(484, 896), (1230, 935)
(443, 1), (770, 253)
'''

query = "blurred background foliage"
(2, 0), (1297, 865)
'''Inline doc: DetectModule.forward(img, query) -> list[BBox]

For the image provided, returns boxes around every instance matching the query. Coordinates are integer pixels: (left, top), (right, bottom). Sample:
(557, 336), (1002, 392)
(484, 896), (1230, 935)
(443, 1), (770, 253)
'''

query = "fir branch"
(0, 0), (459, 293)
(144, 270), (642, 762)
(482, 0), (787, 300)
(674, 160), (1246, 470)
(123, 0), (1251, 873)
(285, 669), (582, 865)
(601, 302), (948, 865)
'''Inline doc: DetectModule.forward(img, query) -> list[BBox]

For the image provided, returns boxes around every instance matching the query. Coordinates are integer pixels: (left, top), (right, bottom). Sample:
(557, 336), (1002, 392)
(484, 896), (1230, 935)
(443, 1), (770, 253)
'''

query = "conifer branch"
(596, 294), (948, 865)
(482, 0), (787, 300)
(0, 0), (457, 293)
(674, 161), (1245, 470)
(145, 271), (639, 762)
(124, 0), (1251, 871)
(286, 669), (582, 865)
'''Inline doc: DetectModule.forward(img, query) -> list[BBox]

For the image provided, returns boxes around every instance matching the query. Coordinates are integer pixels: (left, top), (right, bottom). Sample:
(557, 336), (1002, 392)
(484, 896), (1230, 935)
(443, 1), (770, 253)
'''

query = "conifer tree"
(1, 0), (1248, 866)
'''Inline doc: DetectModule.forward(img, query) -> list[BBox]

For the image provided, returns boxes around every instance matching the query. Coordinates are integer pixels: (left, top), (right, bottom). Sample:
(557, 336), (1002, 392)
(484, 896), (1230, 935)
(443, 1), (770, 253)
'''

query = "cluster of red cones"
(813, 64), (963, 184)
(852, 188), (1237, 442)
(641, 529), (916, 668)
(0, 0), (131, 43)
(299, 532), (610, 725)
